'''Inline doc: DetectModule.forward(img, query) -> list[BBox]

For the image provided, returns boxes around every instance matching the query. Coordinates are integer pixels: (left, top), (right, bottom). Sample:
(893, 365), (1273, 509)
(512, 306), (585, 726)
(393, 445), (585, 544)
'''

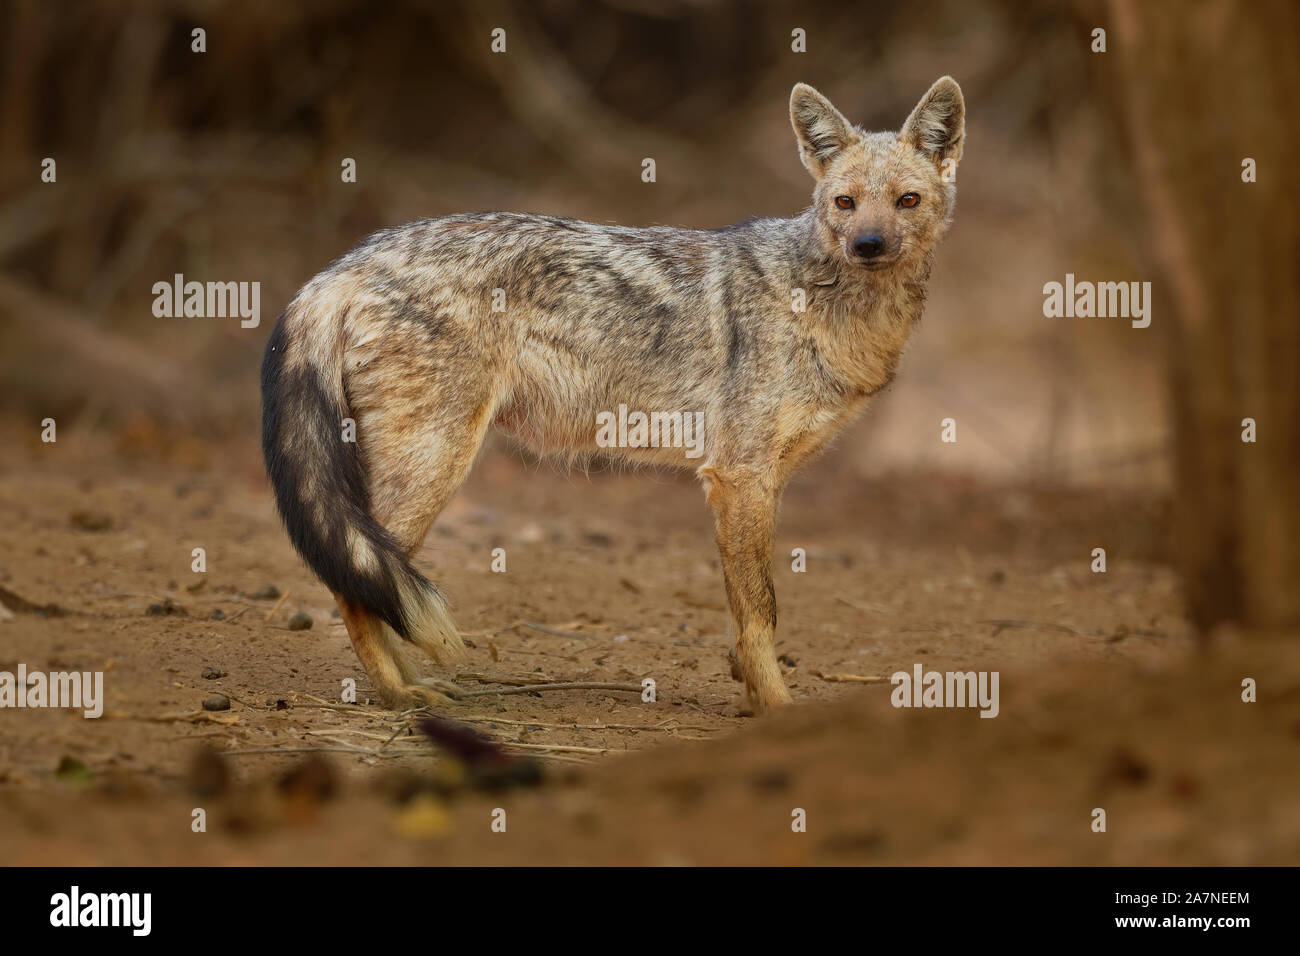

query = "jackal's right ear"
(790, 84), (859, 179)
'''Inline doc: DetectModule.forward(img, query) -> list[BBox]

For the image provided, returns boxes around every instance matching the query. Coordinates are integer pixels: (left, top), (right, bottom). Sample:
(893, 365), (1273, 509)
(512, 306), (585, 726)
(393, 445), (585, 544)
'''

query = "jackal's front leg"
(700, 467), (792, 714)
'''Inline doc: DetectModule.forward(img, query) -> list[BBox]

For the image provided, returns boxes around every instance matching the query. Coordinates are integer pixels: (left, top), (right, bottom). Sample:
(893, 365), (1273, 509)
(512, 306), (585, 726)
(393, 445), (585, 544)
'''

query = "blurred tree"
(1106, 0), (1300, 633)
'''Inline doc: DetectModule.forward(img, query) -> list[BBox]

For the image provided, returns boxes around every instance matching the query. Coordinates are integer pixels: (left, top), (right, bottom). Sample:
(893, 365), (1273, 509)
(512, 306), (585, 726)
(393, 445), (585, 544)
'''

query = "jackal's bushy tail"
(260, 308), (464, 664)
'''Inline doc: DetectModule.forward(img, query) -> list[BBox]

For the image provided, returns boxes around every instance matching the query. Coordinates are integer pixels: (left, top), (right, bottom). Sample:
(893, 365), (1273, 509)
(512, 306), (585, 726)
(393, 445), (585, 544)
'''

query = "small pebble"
(201, 666), (225, 680)
(210, 608), (225, 620)
(248, 585), (280, 600)
(145, 597), (186, 617)
(69, 510), (112, 532)
(202, 694), (231, 712)
(288, 612), (313, 631)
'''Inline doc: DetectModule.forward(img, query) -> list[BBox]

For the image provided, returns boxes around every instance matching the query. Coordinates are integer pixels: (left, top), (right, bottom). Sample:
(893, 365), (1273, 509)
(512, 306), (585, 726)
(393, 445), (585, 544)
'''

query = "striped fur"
(261, 78), (965, 711)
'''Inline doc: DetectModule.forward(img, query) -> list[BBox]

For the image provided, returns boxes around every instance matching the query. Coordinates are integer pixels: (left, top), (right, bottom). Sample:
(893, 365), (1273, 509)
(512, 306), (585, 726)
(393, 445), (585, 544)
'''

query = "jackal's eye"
(834, 196), (854, 210)
(898, 193), (920, 208)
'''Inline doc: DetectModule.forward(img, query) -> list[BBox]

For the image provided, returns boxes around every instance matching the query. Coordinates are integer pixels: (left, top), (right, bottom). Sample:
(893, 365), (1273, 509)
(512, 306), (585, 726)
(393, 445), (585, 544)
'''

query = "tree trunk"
(1107, 0), (1300, 632)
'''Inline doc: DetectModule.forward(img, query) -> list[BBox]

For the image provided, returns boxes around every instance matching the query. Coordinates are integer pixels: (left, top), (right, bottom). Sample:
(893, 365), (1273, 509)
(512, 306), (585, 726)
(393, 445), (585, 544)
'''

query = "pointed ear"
(900, 76), (965, 166)
(790, 83), (859, 179)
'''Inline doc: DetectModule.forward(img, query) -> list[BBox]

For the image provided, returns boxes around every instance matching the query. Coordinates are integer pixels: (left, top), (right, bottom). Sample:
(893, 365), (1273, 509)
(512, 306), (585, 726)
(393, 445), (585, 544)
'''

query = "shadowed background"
(3, 0), (1295, 632)
(0, 0), (1162, 477)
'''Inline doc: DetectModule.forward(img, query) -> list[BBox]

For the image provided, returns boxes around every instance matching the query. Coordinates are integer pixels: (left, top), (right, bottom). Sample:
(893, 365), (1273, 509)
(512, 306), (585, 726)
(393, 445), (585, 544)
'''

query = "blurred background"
(0, 0), (1295, 634)
(1, 0), (1298, 867)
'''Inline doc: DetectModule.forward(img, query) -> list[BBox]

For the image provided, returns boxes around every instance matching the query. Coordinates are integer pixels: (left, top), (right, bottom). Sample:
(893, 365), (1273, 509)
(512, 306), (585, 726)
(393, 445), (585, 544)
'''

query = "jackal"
(262, 78), (965, 713)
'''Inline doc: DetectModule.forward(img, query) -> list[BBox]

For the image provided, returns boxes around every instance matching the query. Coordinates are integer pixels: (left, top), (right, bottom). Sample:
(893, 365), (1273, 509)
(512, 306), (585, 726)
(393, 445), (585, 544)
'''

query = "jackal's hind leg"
(334, 594), (467, 708)
(335, 595), (416, 705)
(360, 387), (499, 699)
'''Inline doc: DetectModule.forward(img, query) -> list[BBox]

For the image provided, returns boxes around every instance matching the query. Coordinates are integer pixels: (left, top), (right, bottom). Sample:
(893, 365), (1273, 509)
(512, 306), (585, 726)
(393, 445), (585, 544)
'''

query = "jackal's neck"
(787, 206), (934, 398)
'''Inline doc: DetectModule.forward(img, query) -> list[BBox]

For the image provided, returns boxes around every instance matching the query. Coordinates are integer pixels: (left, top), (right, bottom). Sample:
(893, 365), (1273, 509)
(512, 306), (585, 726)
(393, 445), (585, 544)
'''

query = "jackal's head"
(791, 77), (964, 271)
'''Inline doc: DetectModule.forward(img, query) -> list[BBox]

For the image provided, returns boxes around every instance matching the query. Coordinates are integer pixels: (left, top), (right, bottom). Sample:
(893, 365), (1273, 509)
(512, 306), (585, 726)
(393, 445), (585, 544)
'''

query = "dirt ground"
(0, 426), (1296, 865)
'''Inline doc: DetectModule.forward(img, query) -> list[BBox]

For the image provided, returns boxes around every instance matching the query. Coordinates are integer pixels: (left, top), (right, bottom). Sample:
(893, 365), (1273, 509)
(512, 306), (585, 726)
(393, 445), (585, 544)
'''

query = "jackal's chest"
(763, 396), (867, 475)
(796, 322), (911, 407)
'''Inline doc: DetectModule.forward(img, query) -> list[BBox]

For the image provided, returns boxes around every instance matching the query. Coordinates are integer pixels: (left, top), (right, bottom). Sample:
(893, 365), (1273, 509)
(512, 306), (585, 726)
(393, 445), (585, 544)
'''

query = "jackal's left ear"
(790, 84), (859, 179)
(900, 76), (965, 166)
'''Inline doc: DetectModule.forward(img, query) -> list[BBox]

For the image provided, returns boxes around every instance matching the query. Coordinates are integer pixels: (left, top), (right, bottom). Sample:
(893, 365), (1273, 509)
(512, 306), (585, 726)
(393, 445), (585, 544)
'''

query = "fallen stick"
(119, 710), (240, 724)
(452, 672), (560, 686)
(302, 733), (390, 749)
(221, 743), (593, 763)
(458, 681), (643, 698)
(515, 620), (594, 640)
(0, 584), (71, 617)
(979, 619), (1083, 637)
(813, 671), (889, 684)
(835, 595), (890, 614)
(268, 701), (372, 716)
(263, 588), (292, 623)
(449, 715), (722, 733)
(502, 741), (611, 755)
(219, 745), (409, 757)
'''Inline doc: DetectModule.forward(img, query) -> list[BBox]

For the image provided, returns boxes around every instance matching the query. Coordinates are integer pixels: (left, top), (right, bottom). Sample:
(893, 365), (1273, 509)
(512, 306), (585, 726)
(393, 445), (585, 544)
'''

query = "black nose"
(853, 234), (887, 259)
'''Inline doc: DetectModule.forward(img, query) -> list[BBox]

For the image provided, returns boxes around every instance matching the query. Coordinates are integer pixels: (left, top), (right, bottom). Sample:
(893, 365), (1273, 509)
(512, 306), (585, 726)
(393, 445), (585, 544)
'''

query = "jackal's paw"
(745, 681), (794, 716)
(398, 680), (464, 709)
(416, 677), (467, 701)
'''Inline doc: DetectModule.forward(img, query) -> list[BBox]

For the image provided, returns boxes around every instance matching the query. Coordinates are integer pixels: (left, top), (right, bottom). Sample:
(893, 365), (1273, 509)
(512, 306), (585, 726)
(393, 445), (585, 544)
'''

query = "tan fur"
(263, 79), (965, 713)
